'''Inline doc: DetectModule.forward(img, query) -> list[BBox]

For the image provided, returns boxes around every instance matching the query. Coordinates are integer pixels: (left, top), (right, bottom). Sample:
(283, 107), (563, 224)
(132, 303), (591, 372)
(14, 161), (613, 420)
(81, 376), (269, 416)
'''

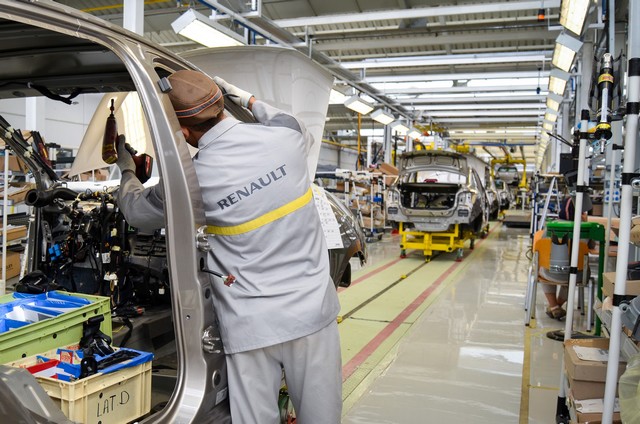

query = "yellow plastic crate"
(9, 346), (152, 424)
(0, 291), (112, 363)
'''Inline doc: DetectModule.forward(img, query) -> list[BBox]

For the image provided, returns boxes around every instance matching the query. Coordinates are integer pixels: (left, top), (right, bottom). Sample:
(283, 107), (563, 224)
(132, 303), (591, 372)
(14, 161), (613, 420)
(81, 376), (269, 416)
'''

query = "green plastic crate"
(0, 291), (112, 363)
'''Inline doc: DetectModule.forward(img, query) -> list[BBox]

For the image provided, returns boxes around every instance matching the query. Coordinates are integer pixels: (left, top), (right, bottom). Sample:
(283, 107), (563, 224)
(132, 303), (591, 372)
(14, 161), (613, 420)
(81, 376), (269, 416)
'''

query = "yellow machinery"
(398, 222), (478, 261)
(490, 156), (528, 189)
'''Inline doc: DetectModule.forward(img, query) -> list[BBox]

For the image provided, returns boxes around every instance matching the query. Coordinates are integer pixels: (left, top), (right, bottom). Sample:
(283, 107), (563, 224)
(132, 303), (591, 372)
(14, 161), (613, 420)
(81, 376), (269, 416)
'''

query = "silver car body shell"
(386, 151), (489, 233)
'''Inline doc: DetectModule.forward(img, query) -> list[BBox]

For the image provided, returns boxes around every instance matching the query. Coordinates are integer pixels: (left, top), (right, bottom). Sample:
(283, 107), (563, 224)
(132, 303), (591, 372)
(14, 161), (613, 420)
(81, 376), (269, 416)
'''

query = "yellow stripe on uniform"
(206, 188), (313, 236)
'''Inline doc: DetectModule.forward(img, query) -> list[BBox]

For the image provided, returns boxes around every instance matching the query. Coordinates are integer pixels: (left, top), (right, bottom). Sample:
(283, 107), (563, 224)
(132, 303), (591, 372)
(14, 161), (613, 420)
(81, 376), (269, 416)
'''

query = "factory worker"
(116, 70), (342, 424)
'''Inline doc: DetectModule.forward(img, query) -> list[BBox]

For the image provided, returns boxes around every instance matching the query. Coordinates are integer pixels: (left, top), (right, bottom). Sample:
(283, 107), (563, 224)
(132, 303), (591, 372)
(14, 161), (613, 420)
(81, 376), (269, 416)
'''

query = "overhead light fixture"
(543, 122), (554, 131)
(408, 128), (422, 139)
(548, 77), (567, 96)
(560, 0), (590, 36)
(545, 107), (558, 116)
(344, 95), (374, 115)
(172, 9), (244, 48)
(544, 113), (558, 123)
(329, 89), (348, 105)
(543, 118), (556, 127)
(552, 32), (584, 72)
(548, 68), (570, 95)
(370, 109), (395, 125)
(546, 93), (564, 111)
(390, 121), (410, 135)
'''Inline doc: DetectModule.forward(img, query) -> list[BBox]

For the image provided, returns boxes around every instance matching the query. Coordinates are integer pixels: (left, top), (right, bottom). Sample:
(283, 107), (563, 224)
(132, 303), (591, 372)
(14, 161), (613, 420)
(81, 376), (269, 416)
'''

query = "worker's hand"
(213, 76), (254, 108)
(116, 135), (135, 174)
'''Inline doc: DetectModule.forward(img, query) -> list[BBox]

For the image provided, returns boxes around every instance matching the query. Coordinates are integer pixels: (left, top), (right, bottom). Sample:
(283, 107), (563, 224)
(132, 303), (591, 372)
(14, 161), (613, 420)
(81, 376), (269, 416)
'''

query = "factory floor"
(339, 222), (594, 423)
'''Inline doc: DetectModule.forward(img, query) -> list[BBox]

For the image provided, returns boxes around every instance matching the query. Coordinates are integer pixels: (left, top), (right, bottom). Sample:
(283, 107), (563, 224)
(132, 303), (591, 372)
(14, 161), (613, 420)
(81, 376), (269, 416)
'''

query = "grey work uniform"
(117, 100), (342, 424)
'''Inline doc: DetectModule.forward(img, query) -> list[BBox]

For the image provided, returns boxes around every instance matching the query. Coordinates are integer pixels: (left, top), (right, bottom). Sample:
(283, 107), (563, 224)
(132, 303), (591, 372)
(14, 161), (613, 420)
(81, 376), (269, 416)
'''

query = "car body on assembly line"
(386, 150), (489, 236)
(0, 1), (364, 422)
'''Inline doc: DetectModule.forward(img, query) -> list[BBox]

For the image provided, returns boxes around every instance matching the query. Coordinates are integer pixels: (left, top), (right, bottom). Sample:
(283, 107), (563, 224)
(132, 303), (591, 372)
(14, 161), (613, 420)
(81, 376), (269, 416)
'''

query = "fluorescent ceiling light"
(552, 44), (577, 72)
(552, 33), (583, 72)
(545, 108), (558, 116)
(543, 119), (556, 127)
(408, 128), (422, 139)
(370, 109), (395, 125)
(548, 69), (570, 95)
(543, 122), (554, 131)
(544, 113), (558, 123)
(546, 98), (560, 111)
(560, 0), (590, 35)
(344, 95), (374, 115)
(329, 89), (347, 105)
(172, 9), (244, 48)
(548, 77), (567, 95)
(342, 52), (548, 69)
(390, 121), (410, 135)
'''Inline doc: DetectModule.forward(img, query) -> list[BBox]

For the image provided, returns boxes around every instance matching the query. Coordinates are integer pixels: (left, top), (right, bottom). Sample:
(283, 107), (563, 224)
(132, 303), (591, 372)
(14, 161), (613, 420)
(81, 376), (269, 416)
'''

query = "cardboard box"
(376, 162), (398, 176)
(362, 217), (383, 229)
(8, 155), (26, 173)
(564, 338), (626, 383)
(0, 225), (27, 244)
(603, 272), (640, 297)
(568, 374), (616, 400)
(0, 183), (35, 204)
(1, 251), (20, 280)
(375, 163), (399, 187)
(568, 394), (621, 423)
(632, 223), (640, 245)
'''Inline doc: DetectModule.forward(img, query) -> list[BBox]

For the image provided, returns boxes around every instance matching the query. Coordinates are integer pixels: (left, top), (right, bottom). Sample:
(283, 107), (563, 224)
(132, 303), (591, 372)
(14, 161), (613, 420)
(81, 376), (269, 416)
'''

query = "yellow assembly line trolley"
(398, 222), (487, 261)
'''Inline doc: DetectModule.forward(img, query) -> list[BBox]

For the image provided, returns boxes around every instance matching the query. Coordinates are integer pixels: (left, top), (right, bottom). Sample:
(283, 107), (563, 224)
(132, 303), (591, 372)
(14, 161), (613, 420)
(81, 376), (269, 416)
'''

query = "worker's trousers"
(226, 320), (342, 424)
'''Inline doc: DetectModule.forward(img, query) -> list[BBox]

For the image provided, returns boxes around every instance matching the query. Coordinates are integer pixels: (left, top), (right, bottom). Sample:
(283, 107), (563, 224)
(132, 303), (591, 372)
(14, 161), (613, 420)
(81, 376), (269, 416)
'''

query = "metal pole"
(604, 145), (618, 272)
(602, 0), (640, 419)
(555, 110), (590, 423)
(1, 148), (8, 295)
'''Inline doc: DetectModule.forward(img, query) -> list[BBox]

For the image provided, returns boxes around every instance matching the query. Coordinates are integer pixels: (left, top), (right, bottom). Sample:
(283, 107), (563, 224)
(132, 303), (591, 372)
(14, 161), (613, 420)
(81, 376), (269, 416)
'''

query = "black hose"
(25, 187), (78, 207)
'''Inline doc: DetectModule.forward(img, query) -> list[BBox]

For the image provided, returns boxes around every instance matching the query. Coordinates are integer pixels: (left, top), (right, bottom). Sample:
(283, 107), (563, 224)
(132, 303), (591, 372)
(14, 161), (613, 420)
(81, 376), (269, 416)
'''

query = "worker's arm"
(213, 76), (314, 152)
(115, 139), (165, 232)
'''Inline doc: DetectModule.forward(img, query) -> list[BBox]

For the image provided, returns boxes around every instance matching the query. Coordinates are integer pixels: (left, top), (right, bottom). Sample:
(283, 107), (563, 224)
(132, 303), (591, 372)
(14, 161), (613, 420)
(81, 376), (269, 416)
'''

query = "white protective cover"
(182, 45), (334, 179)
(68, 92), (154, 177)
(69, 46), (333, 180)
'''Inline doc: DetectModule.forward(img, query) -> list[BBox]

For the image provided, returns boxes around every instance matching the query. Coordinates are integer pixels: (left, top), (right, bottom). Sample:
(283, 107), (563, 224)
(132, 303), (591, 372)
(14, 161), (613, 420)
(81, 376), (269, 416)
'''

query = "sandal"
(546, 306), (566, 320)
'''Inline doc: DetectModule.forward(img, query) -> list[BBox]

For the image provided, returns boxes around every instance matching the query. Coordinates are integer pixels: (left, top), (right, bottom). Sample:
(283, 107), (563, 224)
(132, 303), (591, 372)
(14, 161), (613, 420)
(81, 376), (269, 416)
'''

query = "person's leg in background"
(542, 283), (567, 320)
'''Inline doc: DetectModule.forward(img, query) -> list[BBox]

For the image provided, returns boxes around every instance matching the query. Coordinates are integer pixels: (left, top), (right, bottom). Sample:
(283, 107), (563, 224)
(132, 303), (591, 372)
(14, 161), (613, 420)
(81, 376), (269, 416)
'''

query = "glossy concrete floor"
(338, 222), (591, 423)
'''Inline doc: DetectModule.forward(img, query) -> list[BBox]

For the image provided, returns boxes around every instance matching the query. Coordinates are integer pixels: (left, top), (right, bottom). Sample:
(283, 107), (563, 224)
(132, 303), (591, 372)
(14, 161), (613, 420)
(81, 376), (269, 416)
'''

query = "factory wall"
(0, 95), (102, 151)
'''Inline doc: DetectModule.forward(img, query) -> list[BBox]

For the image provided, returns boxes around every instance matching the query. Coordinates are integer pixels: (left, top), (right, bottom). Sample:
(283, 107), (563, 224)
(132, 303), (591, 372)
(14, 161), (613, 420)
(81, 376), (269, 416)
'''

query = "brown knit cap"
(168, 70), (224, 126)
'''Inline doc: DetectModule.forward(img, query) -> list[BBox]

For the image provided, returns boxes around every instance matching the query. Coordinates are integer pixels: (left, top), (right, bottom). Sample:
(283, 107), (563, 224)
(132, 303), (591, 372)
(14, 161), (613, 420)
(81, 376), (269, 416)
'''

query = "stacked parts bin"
(8, 345), (153, 424)
(0, 291), (112, 363)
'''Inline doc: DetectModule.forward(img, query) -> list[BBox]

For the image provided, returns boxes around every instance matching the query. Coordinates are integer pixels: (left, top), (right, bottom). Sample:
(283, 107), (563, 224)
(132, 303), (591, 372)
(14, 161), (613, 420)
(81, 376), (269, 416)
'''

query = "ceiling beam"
(364, 71), (550, 83)
(341, 51), (550, 69)
(415, 103), (545, 110)
(402, 94), (546, 104)
(312, 28), (560, 52)
(381, 85), (546, 94)
(426, 110), (544, 117)
(272, 0), (561, 27)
